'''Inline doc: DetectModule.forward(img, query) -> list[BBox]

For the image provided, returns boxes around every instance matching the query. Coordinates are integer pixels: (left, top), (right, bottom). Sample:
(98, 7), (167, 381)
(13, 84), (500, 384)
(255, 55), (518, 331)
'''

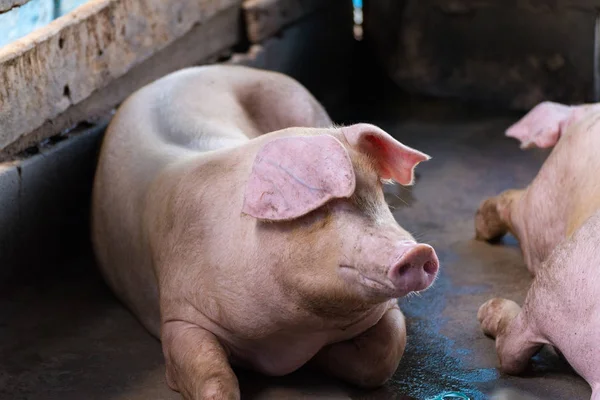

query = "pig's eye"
(350, 188), (379, 215)
(350, 191), (367, 209)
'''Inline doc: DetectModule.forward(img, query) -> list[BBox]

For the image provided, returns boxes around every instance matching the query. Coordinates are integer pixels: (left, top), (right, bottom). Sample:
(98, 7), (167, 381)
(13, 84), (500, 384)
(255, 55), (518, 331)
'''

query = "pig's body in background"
(475, 102), (600, 399)
(91, 65), (438, 399)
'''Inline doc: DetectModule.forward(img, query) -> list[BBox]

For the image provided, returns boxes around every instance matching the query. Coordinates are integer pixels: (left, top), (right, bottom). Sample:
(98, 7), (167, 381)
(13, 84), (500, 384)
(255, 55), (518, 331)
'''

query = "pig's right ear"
(242, 135), (356, 221)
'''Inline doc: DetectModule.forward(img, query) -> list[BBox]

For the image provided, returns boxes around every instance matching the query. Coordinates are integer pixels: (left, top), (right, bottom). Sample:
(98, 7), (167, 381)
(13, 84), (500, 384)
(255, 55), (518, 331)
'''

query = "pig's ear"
(342, 123), (430, 185)
(242, 135), (356, 221)
(505, 101), (573, 149)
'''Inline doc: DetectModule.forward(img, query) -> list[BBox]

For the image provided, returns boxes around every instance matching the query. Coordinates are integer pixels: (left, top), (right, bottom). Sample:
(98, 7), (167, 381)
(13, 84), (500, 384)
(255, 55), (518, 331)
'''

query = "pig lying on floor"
(91, 65), (439, 399)
(475, 101), (600, 399)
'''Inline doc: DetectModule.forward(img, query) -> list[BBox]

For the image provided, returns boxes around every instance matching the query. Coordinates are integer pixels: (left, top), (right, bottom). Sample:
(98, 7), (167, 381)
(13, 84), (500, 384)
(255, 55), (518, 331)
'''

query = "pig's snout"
(388, 243), (439, 295)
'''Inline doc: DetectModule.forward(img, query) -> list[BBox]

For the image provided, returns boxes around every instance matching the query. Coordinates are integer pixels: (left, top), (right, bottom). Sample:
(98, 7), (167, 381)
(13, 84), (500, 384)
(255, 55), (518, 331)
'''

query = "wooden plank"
(0, 0), (241, 155)
(0, 5), (241, 160)
(0, 0), (30, 13)
(242, 0), (331, 43)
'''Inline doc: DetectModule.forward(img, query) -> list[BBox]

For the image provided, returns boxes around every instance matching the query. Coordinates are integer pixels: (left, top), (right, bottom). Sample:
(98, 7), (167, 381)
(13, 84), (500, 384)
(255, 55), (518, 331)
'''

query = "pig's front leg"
(475, 189), (524, 242)
(162, 321), (240, 400)
(478, 298), (544, 374)
(311, 304), (406, 388)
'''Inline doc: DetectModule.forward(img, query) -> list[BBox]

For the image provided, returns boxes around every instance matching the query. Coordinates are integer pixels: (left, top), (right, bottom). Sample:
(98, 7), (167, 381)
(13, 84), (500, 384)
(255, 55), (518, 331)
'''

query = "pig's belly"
(230, 334), (329, 376)
(227, 318), (382, 376)
(547, 316), (600, 385)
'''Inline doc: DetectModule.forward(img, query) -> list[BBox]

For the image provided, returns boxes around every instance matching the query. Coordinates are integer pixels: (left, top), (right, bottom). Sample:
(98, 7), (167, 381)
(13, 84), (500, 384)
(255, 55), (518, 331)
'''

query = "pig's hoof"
(165, 370), (240, 400)
(478, 298), (520, 338)
(475, 198), (507, 242)
(199, 380), (241, 400)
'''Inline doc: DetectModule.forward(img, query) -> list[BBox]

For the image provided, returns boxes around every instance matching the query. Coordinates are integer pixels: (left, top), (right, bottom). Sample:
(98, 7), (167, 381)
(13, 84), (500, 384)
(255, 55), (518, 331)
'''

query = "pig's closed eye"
(350, 191), (379, 216)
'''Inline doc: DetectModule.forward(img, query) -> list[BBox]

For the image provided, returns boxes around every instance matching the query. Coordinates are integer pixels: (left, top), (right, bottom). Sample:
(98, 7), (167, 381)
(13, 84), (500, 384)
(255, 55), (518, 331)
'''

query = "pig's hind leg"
(478, 298), (545, 374)
(475, 189), (524, 242)
(310, 304), (406, 388)
(162, 321), (240, 400)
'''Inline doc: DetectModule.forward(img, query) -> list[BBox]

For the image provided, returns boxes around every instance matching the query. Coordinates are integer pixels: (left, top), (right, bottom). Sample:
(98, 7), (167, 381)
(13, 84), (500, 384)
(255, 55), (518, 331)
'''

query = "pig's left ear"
(242, 134), (356, 221)
(342, 123), (430, 185)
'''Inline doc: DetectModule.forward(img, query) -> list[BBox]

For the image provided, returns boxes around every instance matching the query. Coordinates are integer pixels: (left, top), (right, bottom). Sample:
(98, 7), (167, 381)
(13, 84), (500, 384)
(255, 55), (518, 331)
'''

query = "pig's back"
(91, 65), (332, 336)
(151, 65), (332, 151)
(518, 109), (600, 388)
(559, 110), (600, 237)
(515, 108), (600, 271)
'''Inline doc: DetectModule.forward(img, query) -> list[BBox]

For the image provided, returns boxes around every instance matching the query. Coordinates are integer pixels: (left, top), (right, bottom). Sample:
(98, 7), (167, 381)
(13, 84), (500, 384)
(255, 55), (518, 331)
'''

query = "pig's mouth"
(339, 265), (399, 297)
(340, 259), (438, 299)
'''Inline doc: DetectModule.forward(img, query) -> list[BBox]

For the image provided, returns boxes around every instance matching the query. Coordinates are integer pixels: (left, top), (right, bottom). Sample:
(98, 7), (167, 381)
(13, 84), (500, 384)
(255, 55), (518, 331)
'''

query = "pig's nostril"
(394, 262), (412, 277)
(395, 259), (437, 277)
(390, 245), (439, 278)
(423, 260), (437, 275)
(388, 244), (439, 294)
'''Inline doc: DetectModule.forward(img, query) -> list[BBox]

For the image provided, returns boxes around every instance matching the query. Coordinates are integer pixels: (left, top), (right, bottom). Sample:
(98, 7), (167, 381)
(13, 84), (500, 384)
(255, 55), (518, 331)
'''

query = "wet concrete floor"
(0, 93), (592, 399)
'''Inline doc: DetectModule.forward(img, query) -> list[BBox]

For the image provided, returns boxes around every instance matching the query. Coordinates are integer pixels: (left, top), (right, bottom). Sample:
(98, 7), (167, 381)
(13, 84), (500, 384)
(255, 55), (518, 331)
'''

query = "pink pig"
(91, 65), (439, 399)
(476, 101), (600, 399)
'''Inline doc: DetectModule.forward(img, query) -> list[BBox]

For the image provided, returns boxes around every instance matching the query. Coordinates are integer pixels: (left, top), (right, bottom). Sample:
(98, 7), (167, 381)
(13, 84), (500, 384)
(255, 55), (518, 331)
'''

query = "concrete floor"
(0, 91), (593, 399)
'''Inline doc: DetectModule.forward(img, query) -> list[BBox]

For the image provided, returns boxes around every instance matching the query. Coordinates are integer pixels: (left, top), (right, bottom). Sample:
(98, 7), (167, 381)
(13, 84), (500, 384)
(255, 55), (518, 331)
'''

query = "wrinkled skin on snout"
(91, 65), (439, 400)
(475, 101), (600, 400)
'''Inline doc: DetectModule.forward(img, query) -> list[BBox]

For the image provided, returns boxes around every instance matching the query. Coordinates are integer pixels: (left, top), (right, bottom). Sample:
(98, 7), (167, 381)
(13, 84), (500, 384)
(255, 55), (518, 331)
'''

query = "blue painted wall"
(0, 0), (89, 48)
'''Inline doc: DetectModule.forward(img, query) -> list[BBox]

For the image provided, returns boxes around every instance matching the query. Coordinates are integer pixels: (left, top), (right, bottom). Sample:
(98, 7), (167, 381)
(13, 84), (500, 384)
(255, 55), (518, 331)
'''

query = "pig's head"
(241, 123), (439, 310)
